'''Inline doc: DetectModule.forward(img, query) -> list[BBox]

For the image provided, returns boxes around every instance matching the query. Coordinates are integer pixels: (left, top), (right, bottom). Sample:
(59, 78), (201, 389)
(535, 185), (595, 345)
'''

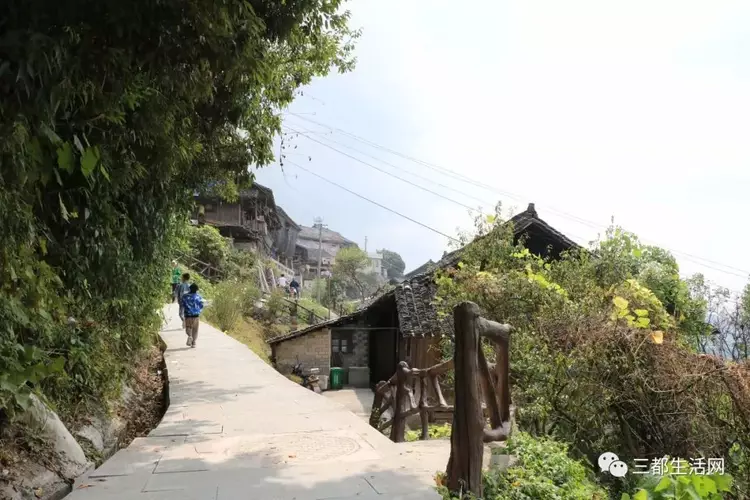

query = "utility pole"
(364, 236), (368, 253)
(314, 217), (325, 302)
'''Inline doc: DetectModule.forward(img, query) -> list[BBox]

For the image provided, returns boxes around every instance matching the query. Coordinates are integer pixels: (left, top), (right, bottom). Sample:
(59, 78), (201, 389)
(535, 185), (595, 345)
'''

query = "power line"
(283, 125), (485, 214)
(282, 123), (497, 209)
(285, 112), (750, 280)
(285, 159), (460, 243)
(282, 123), (591, 246)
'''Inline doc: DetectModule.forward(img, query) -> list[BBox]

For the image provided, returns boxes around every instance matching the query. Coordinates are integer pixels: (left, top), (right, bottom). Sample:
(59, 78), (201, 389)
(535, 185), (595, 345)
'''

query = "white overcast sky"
(256, 0), (750, 293)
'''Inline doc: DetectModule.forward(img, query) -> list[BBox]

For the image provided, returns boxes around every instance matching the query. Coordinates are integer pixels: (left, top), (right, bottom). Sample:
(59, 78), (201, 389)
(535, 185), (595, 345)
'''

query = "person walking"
(181, 283), (205, 348)
(176, 273), (191, 328)
(171, 261), (181, 302)
(277, 273), (288, 291)
(289, 277), (301, 300)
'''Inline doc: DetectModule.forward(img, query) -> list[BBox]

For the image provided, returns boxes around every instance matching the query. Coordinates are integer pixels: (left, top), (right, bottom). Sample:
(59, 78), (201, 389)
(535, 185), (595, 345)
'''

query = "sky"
(255, 0), (750, 294)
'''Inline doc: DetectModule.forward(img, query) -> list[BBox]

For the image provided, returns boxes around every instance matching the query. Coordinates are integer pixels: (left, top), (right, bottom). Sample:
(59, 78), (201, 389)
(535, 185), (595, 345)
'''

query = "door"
(368, 329), (398, 388)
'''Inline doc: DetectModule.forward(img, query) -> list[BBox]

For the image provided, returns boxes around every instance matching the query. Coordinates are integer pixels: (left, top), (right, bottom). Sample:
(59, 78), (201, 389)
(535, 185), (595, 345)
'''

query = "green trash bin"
(330, 367), (344, 390)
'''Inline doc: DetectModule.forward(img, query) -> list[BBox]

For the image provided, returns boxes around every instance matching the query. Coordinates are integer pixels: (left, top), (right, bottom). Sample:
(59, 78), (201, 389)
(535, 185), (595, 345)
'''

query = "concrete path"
(323, 389), (375, 421)
(66, 304), (448, 499)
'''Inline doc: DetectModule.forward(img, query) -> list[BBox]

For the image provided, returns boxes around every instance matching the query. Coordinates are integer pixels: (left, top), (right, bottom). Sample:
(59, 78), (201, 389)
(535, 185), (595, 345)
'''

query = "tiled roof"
(298, 225), (356, 246)
(438, 203), (579, 268)
(391, 203), (578, 337)
(393, 275), (453, 338)
(267, 313), (362, 345)
(403, 259), (437, 281)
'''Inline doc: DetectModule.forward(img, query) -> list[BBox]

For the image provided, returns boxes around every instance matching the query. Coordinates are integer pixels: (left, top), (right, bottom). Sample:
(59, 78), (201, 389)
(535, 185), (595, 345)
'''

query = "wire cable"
(285, 159), (460, 243)
(282, 124), (498, 209)
(285, 112), (750, 279)
(283, 125), (487, 214)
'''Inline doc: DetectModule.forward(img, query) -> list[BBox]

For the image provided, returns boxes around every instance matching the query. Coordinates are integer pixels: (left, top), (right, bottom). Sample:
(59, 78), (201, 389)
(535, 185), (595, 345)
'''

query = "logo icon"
(609, 460), (629, 478)
(598, 452), (628, 477)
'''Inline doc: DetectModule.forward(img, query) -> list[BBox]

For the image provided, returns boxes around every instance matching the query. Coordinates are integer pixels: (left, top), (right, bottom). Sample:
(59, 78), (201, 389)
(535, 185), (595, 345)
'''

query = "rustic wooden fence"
(368, 301), (513, 497)
(369, 358), (454, 442)
(175, 251), (226, 281)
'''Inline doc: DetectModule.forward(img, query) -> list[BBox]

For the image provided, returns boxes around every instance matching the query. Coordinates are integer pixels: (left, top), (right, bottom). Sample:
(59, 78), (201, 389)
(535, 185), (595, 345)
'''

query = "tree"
(380, 249), (406, 279)
(333, 247), (375, 301)
(0, 0), (358, 417)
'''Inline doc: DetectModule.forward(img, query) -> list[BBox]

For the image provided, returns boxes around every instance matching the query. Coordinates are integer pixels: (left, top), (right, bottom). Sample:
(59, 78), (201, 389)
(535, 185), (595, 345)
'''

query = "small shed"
(270, 203), (580, 390)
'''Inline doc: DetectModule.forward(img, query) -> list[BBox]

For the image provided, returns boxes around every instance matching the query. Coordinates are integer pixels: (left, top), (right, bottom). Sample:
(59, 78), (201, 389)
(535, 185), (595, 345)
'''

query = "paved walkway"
(67, 304), (448, 500)
(322, 388), (375, 421)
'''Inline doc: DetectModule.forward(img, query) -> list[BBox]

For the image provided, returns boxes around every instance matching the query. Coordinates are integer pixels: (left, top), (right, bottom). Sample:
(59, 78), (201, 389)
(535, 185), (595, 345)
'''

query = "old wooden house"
(269, 203), (579, 389)
(194, 183), (299, 267)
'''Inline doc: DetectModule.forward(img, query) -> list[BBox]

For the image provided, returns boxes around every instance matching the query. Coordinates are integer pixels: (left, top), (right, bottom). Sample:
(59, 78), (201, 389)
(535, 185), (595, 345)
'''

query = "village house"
(294, 224), (358, 285)
(193, 183), (299, 272)
(364, 251), (389, 282)
(269, 203), (579, 389)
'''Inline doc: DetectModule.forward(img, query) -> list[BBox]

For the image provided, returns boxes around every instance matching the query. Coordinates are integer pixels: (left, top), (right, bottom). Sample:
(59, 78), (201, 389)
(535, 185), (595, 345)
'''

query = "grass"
(405, 423), (452, 442)
(220, 317), (271, 364)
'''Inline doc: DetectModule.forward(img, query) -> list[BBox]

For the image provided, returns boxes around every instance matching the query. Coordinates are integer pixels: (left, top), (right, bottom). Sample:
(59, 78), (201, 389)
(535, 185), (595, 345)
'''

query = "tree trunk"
(446, 302), (485, 497)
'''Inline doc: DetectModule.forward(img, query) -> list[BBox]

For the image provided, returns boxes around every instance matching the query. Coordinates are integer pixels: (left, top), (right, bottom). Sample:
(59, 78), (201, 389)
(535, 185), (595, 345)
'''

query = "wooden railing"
(370, 358), (454, 442)
(175, 251), (226, 281)
(285, 298), (328, 326)
(369, 301), (513, 498)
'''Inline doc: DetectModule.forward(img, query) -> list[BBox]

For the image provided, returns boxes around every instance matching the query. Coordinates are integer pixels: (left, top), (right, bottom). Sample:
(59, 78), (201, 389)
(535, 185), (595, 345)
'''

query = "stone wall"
(274, 327), (331, 378)
(338, 329), (369, 369)
(338, 328), (370, 388)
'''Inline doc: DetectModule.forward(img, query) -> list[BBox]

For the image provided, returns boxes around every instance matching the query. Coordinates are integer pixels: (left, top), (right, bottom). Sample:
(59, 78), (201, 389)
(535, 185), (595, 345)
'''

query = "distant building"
(294, 224), (358, 283)
(364, 251), (388, 281)
(193, 183), (298, 269)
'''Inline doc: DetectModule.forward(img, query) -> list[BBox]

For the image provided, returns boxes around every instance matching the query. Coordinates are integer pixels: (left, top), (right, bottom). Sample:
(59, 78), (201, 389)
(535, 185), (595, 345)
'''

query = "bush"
(187, 225), (230, 271)
(622, 459), (733, 500)
(406, 423), (451, 442)
(264, 289), (289, 323)
(239, 281), (262, 316)
(226, 249), (259, 281)
(435, 216), (750, 496)
(437, 432), (606, 500)
(204, 281), (242, 332)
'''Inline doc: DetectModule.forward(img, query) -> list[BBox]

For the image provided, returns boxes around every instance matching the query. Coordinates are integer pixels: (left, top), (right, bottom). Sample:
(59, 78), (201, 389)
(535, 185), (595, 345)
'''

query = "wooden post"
(419, 375), (429, 440)
(479, 317), (513, 442)
(446, 302), (485, 496)
(390, 361), (410, 443)
(370, 381), (387, 429)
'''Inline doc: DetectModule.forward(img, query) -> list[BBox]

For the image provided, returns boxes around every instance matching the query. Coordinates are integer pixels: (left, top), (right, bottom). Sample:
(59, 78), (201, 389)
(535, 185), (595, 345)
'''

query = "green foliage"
(239, 281), (262, 317)
(406, 423), (451, 442)
(435, 214), (750, 497)
(227, 250), (259, 281)
(0, 0), (356, 419)
(622, 459), (733, 500)
(380, 249), (406, 279)
(264, 289), (288, 322)
(187, 225), (230, 271)
(297, 298), (329, 320)
(333, 247), (377, 300)
(437, 432), (605, 500)
(203, 281), (242, 332)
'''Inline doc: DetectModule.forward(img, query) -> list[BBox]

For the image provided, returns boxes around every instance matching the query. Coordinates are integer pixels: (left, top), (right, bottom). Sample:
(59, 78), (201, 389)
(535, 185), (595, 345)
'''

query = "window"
(204, 203), (215, 213)
(332, 331), (353, 354)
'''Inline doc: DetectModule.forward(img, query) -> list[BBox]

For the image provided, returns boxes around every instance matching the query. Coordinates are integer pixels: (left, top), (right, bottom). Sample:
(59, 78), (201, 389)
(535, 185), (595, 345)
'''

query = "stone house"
(269, 203), (579, 390)
(294, 224), (358, 284)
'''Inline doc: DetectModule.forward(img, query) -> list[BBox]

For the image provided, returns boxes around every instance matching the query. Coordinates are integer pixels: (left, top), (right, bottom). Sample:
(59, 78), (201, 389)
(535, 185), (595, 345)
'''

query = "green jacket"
(171, 266), (181, 284)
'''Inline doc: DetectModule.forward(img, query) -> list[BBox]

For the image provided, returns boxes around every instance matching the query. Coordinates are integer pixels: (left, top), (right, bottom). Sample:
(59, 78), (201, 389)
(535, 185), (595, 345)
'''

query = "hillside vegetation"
(435, 208), (750, 499)
(0, 0), (356, 453)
